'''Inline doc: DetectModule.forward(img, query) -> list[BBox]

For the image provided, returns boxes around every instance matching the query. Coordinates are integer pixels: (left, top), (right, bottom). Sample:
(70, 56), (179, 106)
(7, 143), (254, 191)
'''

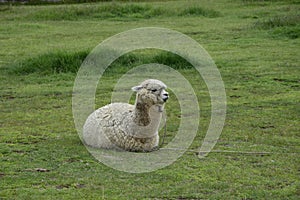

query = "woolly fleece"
(83, 79), (168, 152)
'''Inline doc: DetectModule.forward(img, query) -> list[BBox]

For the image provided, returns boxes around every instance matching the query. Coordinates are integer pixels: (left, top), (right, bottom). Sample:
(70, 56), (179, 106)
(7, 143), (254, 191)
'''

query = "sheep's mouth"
(162, 93), (169, 102)
(158, 98), (167, 104)
(162, 97), (169, 102)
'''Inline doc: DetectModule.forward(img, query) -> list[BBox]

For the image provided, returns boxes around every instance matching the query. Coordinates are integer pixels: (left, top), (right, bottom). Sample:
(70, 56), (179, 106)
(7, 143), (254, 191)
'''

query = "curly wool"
(83, 79), (168, 152)
(83, 103), (159, 152)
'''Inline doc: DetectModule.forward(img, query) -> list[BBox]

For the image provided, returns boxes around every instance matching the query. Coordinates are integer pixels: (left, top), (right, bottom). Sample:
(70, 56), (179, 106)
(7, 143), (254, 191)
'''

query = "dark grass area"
(8, 50), (194, 75)
(252, 14), (300, 39)
(1, 3), (221, 21)
(0, 0), (165, 5)
(179, 6), (221, 18)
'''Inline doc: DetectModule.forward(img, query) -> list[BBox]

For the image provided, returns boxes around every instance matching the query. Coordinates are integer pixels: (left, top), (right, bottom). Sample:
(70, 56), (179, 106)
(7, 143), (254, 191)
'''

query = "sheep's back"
(82, 103), (134, 149)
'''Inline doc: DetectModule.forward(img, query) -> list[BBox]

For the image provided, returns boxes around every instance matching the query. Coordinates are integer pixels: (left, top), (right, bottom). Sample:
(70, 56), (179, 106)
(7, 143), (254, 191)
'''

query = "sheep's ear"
(132, 85), (143, 92)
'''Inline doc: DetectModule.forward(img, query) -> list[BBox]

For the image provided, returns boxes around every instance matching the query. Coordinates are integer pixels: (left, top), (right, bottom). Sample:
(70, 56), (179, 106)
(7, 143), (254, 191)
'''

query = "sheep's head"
(132, 79), (169, 108)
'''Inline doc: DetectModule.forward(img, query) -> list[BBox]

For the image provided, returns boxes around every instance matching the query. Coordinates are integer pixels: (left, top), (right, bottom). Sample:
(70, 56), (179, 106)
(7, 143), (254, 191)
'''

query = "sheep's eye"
(151, 89), (158, 92)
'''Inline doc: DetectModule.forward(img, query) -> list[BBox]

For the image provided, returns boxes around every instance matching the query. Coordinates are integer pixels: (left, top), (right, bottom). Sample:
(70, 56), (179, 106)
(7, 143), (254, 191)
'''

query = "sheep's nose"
(162, 93), (169, 102)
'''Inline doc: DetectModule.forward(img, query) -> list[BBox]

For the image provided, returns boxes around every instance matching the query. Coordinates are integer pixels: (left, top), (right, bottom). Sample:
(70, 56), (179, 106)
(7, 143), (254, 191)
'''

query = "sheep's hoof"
(142, 146), (159, 153)
(129, 146), (159, 153)
(150, 146), (160, 152)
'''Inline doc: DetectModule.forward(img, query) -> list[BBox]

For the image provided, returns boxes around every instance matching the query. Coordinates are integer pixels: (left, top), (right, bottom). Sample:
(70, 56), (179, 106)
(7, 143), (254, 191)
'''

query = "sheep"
(82, 79), (169, 152)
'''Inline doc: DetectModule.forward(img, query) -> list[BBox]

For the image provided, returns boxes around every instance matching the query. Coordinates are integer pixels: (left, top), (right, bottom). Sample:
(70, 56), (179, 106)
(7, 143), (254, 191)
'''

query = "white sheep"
(83, 79), (169, 152)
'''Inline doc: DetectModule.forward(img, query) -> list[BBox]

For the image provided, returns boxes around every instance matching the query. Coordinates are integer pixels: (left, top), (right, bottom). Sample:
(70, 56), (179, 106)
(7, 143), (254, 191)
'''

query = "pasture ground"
(0, 0), (299, 199)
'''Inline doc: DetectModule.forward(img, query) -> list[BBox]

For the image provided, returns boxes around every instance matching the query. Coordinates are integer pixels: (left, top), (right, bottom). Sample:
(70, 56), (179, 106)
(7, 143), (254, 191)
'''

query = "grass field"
(0, 0), (299, 199)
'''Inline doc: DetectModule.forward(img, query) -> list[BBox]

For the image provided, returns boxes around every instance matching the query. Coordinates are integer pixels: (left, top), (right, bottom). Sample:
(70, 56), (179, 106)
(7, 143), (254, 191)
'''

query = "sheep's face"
(132, 79), (169, 106)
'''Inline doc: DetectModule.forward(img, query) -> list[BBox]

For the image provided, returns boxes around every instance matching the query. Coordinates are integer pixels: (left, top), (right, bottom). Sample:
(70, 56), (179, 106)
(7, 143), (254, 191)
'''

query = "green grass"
(8, 49), (193, 75)
(180, 6), (221, 18)
(1, 3), (221, 21)
(8, 50), (89, 74)
(0, 0), (299, 199)
(252, 14), (300, 39)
